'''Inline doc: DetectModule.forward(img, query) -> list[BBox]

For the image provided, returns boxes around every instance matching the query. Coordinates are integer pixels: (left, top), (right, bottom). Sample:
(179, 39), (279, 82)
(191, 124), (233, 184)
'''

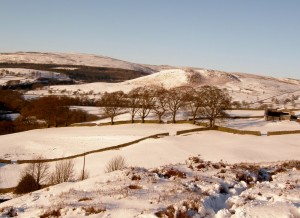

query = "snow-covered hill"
(2, 52), (300, 103)
(33, 68), (300, 104)
(0, 52), (159, 74)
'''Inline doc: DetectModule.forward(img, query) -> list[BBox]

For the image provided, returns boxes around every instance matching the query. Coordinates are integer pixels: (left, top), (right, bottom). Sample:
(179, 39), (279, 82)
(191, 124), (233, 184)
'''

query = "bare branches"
(185, 88), (204, 124)
(22, 155), (50, 186)
(152, 87), (169, 123)
(98, 91), (126, 124)
(49, 159), (75, 185)
(135, 86), (155, 123)
(200, 86), (231, 127)
(166, 86), (191, 123)
(126, 88), (141, 123)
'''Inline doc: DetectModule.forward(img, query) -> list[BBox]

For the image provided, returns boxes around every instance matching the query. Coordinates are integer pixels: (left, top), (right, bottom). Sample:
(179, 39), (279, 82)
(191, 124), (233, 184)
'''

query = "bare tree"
(49, 159), (75, 184)
(185, 88), (203, 124)
(23, 155), (50, 186)
(167, 86), (190, 123)
(98, 91), (125, 124)
(136, 86), (155, 123)
(126, 88), (141, 123)
(152, 87), (169, 123)
(200, 86), (231, 127)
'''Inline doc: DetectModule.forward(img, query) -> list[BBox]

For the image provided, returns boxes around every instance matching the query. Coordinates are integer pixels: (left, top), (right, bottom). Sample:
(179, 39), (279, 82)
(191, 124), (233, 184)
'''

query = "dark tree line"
(0, 91), (98, 135)
(98, 85), (231, 126)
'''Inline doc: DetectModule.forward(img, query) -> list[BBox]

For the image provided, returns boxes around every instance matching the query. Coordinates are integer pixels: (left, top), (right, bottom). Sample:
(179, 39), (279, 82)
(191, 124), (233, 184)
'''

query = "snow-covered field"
(220, 118), (300, 134)
(70, 106), (102, 116)
(0, 124), (195, 160)
(1, 123), (300, 189)
(226, 110), (264, 117)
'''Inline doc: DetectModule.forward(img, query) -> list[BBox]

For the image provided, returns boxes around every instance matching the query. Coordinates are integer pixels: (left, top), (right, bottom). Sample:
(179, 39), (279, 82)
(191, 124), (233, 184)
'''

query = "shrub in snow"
(82, 207), (106, 216)
(14, 173), (39, 194)
(152, 167), (187, 179)
(2, 207), (18, 217)
(49, 159), (74, 184)
(131, 174), (141, 181)
(128, 184), (142, 190)
(39, 209), (61, 218)
(22, 156), (50, 186)
(105, 156), (127, 173)
(155, 199), (202, 218)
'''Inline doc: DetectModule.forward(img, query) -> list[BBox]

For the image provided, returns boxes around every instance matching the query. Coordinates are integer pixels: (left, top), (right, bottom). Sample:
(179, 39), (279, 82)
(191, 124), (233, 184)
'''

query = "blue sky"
(1, 1), (299, 78)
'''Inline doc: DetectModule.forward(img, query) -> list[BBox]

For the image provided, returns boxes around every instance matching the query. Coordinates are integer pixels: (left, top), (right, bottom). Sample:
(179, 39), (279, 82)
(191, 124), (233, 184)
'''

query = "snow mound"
(123, 68), (240, 88)
(124, 69), (189, 88)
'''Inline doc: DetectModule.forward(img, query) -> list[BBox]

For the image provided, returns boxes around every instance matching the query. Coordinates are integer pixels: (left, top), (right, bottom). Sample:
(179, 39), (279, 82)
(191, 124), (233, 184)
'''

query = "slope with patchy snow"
(0, 68), (70, 86)
(0, 52), (157, 74)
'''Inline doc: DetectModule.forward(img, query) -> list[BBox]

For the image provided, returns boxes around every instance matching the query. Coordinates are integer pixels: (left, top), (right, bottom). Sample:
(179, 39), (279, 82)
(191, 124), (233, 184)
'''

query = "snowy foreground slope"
(0, 157), (299, 217)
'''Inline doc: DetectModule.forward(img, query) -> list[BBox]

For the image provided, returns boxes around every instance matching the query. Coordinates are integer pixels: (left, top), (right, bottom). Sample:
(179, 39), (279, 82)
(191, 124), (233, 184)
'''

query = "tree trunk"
(172, 112), (176, 123)
(159, 114), (163, 123)
(212, 119), (215, 127)
(111, 117), (114, 125)
(209, 119), (213, 127)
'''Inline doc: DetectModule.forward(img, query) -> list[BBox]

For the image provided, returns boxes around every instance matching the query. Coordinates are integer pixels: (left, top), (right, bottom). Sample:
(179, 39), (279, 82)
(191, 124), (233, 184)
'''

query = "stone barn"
(264, 109), (295, 121)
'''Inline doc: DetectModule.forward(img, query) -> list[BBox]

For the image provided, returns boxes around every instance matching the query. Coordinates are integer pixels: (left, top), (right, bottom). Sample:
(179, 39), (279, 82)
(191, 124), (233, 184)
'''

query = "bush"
(82, 207), (106, 215)
(39, 209), (61, 218)
(49, 159), (74, 185)
(105, 156), (127, 173)
(22, 156), (50, 186)
(14, 174), (39, 194)
(3, 207), (18, 217)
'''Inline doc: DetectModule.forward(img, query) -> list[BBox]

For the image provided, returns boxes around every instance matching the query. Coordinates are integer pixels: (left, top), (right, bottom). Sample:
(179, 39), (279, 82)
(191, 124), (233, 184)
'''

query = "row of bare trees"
(97, 85), (231, 127)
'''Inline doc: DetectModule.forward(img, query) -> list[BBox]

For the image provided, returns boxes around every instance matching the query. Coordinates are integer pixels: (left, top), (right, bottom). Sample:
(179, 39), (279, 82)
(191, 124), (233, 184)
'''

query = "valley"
(0, 52), (299, 217)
